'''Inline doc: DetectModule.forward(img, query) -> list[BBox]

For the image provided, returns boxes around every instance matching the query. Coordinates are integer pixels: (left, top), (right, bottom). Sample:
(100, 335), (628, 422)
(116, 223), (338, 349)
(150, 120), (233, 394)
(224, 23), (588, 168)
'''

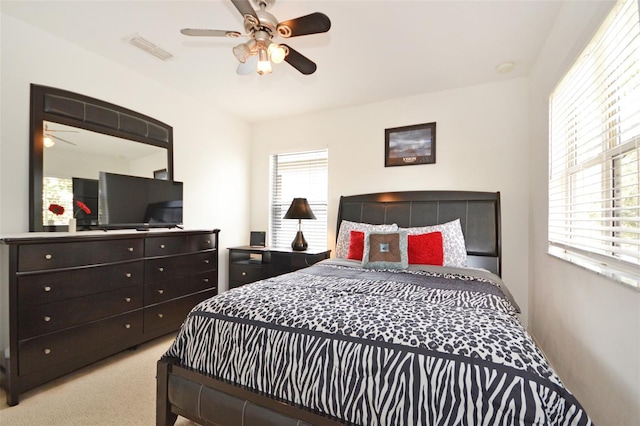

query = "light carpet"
(0, 333), (196, 425)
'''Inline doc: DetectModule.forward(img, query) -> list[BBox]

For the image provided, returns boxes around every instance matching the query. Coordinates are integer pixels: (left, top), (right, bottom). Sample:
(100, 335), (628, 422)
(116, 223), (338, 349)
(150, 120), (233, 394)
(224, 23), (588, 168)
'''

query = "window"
(43, 177), (73, 225)
(269, 150), (328, 249)
(549, 0), (640, 287)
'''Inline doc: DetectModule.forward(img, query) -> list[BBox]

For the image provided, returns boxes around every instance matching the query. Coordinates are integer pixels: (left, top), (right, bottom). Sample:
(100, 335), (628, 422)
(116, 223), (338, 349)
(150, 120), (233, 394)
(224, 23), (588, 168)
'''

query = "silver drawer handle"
(203, 278), (209, 283)
(45, 254), (52, 260)
(241, 271), (247, 276)
(43, 316), (51, 322)
(43, 348), (51, 355)
(157, 313), (164, 318)
(158, 267), (164, 272)
(127, 247), (134, 252)
(160, 244), (165, 249)
(124, 323), (131, 329)
(205, 240), (211, 244)
(125, 297), (131, 303)
(204, 259), (210, 264)
(157, 289), (164, 294)
(43, 286), (52, 292)
(125, 272), (132, 278)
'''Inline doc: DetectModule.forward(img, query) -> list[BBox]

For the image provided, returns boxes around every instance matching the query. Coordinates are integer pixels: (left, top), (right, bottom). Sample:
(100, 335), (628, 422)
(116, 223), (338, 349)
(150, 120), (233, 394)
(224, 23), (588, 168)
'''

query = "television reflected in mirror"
(98, 172), (183, 229)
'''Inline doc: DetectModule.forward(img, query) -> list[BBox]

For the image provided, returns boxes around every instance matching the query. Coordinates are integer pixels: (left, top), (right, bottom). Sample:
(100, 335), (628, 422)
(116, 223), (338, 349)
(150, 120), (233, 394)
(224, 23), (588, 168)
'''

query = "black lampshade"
(284, 198), (316, 251)
(283, 198), (316, 220)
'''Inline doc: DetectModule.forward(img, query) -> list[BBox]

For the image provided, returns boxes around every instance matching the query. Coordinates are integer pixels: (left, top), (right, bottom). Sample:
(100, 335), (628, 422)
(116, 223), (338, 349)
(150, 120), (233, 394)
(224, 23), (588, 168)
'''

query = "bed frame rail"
(157, 357), (347, 426)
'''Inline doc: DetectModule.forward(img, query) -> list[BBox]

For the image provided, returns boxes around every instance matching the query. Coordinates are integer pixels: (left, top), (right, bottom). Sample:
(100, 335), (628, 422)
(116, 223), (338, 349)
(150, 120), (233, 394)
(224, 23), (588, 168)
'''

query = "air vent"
(127, 34), (173, 61)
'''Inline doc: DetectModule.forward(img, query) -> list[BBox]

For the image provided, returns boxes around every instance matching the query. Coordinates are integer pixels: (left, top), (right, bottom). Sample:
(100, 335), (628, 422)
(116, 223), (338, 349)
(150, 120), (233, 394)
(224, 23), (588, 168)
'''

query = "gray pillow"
(362, 231), (408, 270)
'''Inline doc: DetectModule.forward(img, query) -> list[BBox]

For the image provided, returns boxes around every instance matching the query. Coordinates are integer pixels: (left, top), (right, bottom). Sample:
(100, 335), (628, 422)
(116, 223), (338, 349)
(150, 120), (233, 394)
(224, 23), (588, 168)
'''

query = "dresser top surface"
(0, 228), (219, 244)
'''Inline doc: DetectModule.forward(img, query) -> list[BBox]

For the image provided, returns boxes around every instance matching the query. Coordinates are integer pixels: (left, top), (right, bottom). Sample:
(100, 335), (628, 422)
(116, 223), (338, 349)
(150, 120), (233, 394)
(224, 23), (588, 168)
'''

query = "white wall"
(529, 1), (640, 424)
(44, 144), (168, 181)
(44, 149), (132, 179)
(0, 14), (252, 289)
(250, 78), (532, 324)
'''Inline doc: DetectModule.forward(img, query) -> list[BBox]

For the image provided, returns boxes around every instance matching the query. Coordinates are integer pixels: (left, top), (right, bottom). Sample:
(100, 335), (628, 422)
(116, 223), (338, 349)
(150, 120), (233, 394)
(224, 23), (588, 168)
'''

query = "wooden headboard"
(336, 191), (502, 276)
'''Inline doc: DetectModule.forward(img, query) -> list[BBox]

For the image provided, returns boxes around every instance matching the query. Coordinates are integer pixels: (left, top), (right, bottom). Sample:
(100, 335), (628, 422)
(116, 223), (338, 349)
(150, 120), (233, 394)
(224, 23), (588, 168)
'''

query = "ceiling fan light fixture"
(257, 47), (272, 75)
(233, 42), (252, 63)
(268, 43), (286, 64)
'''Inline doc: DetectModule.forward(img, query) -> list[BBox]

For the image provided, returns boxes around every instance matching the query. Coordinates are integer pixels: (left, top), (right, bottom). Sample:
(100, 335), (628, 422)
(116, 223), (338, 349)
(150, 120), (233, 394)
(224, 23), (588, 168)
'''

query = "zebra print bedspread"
(164, 260), (591, 425)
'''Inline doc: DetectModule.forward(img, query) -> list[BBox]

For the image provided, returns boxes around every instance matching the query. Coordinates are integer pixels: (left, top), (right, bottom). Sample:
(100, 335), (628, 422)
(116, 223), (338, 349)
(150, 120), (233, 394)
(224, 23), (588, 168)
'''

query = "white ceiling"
(3, 0), (573, 123)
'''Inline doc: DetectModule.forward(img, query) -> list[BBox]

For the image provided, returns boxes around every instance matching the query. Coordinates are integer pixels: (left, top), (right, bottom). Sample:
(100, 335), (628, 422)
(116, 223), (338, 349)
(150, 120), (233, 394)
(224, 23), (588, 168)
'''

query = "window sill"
(547, 246), (639, 290)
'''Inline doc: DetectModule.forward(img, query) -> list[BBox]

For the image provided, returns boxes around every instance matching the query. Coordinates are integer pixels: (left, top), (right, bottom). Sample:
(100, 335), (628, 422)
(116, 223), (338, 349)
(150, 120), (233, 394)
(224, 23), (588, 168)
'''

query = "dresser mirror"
(30, 84), (174, 231)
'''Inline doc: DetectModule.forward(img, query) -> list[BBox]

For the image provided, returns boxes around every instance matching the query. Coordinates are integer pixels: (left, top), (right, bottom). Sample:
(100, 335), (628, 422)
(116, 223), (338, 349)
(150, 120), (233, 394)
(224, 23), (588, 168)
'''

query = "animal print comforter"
(164, 259), (592, 425)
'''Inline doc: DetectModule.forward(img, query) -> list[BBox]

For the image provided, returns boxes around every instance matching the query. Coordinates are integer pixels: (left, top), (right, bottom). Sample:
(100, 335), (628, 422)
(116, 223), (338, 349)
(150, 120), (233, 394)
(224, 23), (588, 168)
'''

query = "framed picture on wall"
(154, 168), (168, 180)
(384, 122), (436, 167)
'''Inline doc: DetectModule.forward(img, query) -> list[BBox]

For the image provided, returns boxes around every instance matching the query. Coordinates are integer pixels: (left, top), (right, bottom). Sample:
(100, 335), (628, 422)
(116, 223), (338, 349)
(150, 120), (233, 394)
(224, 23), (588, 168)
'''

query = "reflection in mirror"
(42, 121), (169, 228)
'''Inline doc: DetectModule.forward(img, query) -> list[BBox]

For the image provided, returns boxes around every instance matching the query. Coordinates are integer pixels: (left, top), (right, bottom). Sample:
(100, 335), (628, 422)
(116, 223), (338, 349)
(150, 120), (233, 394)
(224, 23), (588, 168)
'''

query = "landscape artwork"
(385, 122), (436, 167)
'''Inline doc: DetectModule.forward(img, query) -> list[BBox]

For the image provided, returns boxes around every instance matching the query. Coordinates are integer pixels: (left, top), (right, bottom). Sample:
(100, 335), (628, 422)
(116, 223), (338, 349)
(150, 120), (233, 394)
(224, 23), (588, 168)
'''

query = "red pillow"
(407, 232), (444, 265)
(347, 230), (365, 260)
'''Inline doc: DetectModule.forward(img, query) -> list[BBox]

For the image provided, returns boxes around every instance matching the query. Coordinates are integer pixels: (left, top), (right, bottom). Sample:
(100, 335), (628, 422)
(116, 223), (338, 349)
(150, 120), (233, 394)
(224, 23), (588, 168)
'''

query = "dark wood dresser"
(0, 228), (219, 406)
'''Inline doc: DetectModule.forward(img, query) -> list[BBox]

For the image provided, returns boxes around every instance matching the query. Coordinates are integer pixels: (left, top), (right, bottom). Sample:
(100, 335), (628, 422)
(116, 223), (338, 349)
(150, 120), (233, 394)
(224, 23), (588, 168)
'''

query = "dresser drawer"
(143, 289), (217, 337)
(18, 310), (143, 376)
(188, 233), (216, 252)
(18, 261), (143, 307)
(229, 262), (264, 285)
(18, 239), (143, 272)
(19, 285), (143, 339)
(145, 251), (217, 282)
(145, 235), (189, 257)
(145, 270), (217, 305)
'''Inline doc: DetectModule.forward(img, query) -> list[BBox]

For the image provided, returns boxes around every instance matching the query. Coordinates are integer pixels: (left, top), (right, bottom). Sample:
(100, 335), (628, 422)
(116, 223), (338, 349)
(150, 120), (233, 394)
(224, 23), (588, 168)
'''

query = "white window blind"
(270, 150), (328, 249)
(549, 0), (640, 287)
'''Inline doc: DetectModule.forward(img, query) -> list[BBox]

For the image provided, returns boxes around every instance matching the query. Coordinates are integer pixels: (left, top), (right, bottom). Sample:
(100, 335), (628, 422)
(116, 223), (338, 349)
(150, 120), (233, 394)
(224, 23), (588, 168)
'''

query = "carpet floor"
(0, 333), (197, 425)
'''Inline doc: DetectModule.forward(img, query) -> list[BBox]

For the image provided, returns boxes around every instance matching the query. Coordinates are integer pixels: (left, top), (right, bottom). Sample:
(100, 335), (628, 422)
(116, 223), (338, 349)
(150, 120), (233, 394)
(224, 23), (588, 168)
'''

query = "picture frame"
(384, 122), (436, 167)
(154, 168), (169, 180)
(250, 231), (266, 247)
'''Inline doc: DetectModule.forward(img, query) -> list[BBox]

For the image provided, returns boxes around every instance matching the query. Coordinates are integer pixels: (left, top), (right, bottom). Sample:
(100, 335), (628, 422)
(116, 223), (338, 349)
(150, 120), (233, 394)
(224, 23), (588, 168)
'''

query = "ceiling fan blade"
(236, 55), (258, 75)
(281, 44), (317, 75)
(49, 134), (77, 146)
(44, 124), (79, 133)
(180, 28), (242, 38)
(231, 0), (259, 24)
(277, 12), (331, 38)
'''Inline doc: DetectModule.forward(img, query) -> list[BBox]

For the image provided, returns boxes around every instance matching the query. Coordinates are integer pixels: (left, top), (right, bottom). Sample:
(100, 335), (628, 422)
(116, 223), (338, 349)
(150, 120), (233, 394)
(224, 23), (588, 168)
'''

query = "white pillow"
(335, 220), (398, 258)
(400, 219), (467, 268)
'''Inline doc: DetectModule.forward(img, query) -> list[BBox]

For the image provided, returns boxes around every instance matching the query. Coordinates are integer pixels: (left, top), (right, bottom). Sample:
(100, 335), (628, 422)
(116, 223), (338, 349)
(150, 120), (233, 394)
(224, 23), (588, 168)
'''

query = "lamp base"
(291, 231), (308, 251)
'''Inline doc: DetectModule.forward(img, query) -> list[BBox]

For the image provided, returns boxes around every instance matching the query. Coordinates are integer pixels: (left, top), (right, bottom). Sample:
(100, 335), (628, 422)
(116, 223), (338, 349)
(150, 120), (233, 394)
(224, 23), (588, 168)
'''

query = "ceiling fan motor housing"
(245, 10), (278, 34)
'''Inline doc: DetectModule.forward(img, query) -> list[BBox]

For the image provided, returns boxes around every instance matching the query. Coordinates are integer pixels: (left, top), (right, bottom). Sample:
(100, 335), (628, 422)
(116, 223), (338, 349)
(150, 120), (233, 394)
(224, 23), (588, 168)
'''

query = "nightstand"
(228, 246), (331, 289)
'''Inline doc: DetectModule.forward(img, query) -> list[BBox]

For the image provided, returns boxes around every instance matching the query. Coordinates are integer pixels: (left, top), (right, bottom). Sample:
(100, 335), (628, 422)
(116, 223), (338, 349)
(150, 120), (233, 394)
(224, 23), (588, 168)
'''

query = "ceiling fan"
(180, 0), (331, 75)
(44, 123), (78, 147)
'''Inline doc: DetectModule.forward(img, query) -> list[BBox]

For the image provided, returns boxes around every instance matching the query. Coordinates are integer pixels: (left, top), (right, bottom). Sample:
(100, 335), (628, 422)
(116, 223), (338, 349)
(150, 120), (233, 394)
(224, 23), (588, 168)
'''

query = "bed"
(156, 191), (591, 426)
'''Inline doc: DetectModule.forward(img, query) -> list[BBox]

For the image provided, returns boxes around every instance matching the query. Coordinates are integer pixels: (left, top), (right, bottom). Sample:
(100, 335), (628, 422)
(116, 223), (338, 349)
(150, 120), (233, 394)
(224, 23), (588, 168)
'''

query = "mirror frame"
(29, 84), (174, 231)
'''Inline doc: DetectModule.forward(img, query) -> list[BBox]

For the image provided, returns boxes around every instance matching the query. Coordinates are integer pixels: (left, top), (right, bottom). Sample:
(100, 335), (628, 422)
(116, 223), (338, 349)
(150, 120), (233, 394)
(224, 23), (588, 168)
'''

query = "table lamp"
(283, 198), (316, 251)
